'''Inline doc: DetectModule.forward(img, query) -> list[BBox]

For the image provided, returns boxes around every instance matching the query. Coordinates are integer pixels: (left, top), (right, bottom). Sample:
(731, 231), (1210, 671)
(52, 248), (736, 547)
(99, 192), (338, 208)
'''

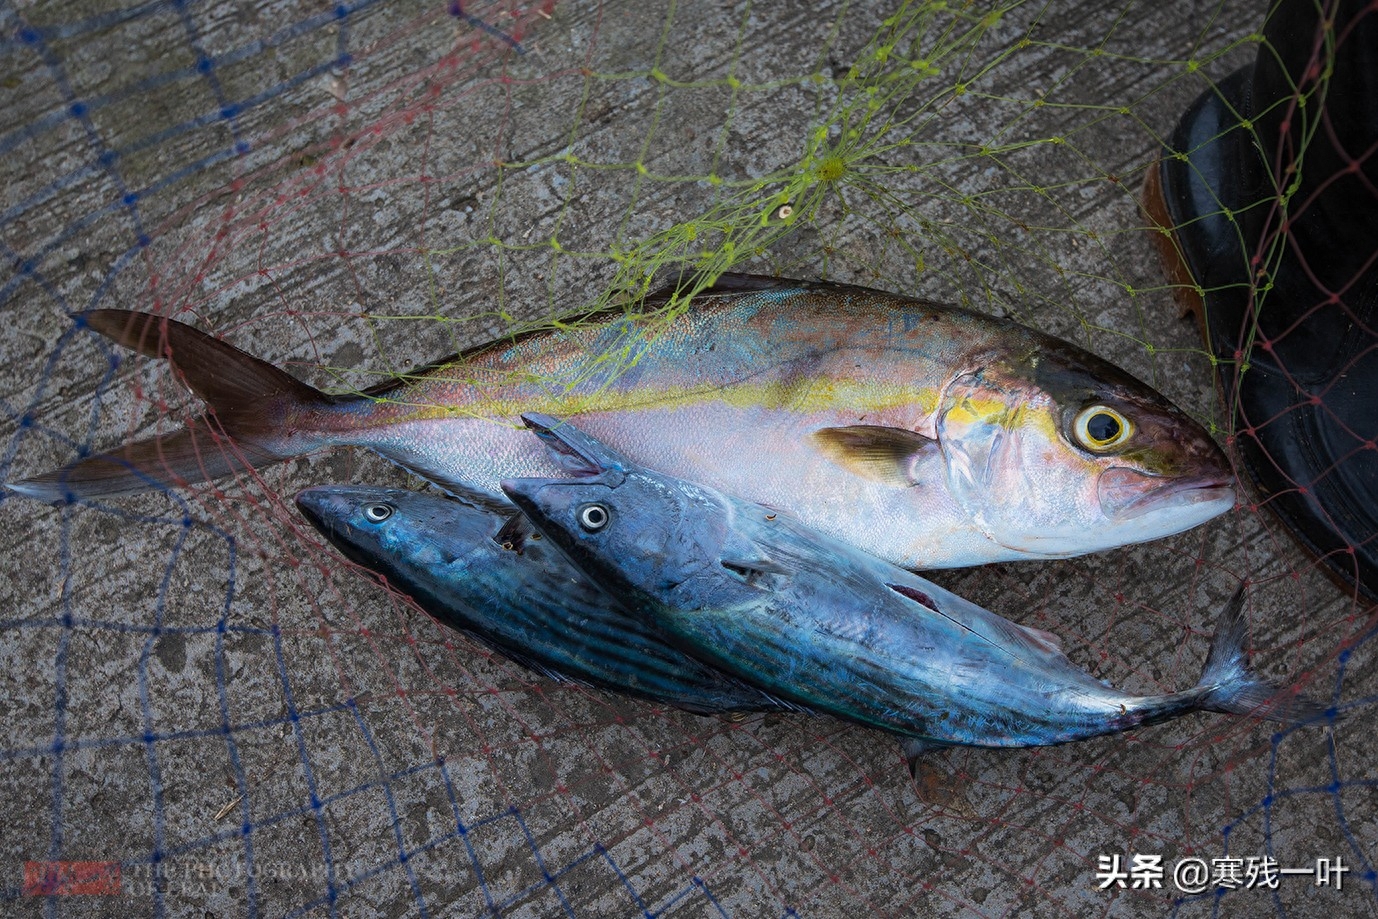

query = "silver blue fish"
(294, 486), (791, 715)
(500, 414), (1326, 771)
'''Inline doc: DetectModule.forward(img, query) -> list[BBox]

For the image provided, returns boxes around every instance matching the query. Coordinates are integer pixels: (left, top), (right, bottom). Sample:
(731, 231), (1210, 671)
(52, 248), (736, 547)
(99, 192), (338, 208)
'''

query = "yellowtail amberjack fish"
(294, 485), (793, 715)
(501, 414), (1326, 769)
(9, 274), (1235, 569)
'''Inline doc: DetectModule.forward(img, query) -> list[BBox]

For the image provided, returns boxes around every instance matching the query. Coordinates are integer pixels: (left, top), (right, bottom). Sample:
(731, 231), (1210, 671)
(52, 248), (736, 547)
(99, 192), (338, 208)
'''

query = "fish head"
(501, 414), (733, 600)
(294, 485), (496, 570)
(934, 341), (1236, 557)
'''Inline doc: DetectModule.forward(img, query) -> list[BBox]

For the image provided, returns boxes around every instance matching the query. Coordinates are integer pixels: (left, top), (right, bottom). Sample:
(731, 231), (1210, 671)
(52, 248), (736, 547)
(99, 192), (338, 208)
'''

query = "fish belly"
(303, 288), (1015, 568)
(333, 400), (1010, 570)
(657, 593), (1133, 748)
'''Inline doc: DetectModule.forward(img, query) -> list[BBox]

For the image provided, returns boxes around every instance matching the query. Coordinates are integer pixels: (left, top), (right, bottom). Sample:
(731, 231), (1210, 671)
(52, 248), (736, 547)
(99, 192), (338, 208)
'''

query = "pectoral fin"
(719, 527), (791, 583)
(1016, 623), (1064, 655)
(719, 558), (791, 586)
(810, 425), (936, 487)
(493, 511), (536, 553)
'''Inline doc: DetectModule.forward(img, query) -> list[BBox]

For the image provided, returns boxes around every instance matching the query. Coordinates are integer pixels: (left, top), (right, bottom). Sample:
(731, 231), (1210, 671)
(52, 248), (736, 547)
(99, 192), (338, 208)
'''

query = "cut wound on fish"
(887, 582), (940, 612)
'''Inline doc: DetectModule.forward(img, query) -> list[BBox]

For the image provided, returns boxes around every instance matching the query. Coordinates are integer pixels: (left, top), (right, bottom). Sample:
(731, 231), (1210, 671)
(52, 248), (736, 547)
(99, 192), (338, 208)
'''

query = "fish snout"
(1180, 422), (1234, 481)
(1097, 466), (1237, 521)
(293, 485), (401, 559)
(293, 487), (334, 533)
(294, 486), (366, 542)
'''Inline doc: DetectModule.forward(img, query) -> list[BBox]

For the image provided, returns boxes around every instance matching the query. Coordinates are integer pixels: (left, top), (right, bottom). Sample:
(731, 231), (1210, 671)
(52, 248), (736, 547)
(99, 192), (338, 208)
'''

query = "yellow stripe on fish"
(8, 274), (1236, 571)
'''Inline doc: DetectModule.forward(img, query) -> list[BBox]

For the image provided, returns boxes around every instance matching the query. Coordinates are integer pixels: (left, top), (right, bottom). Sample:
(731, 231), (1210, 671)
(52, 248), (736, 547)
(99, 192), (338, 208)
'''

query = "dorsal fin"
(643, 272), (799, 305)
(644, 271), (899, 304)
(358, 274), (887, 399)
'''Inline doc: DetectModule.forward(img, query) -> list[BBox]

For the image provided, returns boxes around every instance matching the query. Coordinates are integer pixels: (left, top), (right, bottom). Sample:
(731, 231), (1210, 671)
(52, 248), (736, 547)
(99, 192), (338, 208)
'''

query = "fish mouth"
(1098, 467), (1237, 521)
(294, 487), (381, 567)
(294, 487), (342, 542)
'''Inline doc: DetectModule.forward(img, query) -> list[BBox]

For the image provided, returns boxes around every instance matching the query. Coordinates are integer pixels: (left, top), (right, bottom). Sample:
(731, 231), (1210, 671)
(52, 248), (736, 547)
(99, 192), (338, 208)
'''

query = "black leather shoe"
(1144, 0), (1378, 600)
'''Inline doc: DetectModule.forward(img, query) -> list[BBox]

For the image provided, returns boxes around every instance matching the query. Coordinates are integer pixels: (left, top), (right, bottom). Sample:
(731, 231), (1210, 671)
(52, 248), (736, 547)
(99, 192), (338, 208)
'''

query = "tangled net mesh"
(1, 0), (1373, 915)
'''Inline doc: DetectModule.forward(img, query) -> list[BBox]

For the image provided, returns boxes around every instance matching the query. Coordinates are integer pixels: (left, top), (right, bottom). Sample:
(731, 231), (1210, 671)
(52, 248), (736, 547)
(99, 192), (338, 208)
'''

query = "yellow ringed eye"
(1073, 406), (1132, 451)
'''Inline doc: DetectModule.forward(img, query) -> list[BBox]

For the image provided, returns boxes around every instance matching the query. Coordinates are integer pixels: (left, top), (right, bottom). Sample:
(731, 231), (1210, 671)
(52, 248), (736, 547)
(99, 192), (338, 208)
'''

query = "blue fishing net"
(1, 1), (1372, 916)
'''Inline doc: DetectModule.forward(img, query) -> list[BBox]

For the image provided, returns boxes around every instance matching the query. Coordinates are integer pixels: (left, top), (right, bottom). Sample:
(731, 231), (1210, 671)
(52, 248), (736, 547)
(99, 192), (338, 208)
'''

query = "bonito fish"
(9, 274), (1235, 569)
(500, 414), (1325, 769)
(294, 484), (790, 714)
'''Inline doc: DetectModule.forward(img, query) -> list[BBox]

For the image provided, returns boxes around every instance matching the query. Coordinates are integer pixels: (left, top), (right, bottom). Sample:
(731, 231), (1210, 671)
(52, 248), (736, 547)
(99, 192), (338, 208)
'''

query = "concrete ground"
(1, 0), (1374, 916)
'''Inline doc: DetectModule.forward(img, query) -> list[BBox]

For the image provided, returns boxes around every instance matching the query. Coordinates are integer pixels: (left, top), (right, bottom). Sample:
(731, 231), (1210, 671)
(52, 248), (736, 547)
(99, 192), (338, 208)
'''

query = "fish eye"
(578, 503), (610, 532)
(1073, 405), (1133, 452)
(363, 503), (394, 523)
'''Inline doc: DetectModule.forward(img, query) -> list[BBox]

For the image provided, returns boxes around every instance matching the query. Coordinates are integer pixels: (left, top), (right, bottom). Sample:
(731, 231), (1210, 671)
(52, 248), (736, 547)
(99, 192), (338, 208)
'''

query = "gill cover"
(936, 369), (1031, 540)
(936, 367), (1114, 556)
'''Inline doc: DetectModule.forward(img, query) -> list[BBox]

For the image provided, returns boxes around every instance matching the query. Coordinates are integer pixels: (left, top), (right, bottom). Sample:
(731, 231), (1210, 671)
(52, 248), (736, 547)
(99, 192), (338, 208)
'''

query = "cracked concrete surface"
(1, 1), (1373, 916)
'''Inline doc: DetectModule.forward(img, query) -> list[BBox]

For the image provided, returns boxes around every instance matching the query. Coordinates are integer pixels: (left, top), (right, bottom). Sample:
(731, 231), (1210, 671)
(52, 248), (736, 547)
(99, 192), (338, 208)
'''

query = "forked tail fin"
(1193, 586), (1330, 725)
(7, 310), (335, 503)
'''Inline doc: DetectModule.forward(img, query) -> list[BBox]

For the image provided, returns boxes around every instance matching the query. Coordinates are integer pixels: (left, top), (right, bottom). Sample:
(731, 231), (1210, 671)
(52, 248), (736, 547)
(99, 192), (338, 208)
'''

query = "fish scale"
(293, 485), (791, 715)
(10, 274), (1235, 571)
(500, 414), (1328, 771)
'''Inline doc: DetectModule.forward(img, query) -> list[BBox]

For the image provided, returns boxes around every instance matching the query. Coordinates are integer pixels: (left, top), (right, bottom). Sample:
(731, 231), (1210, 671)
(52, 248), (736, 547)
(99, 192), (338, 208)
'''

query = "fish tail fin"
(7, 427), (286, 503)
(7, 310), (335, 503)
(1193, 585), (1330, 726)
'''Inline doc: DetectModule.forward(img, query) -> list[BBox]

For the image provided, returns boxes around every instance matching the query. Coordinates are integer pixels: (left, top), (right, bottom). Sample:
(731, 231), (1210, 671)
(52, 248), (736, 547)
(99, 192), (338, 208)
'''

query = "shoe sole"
(1142, 155), (1376, 602)
(1141, 161), (1211, 345)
